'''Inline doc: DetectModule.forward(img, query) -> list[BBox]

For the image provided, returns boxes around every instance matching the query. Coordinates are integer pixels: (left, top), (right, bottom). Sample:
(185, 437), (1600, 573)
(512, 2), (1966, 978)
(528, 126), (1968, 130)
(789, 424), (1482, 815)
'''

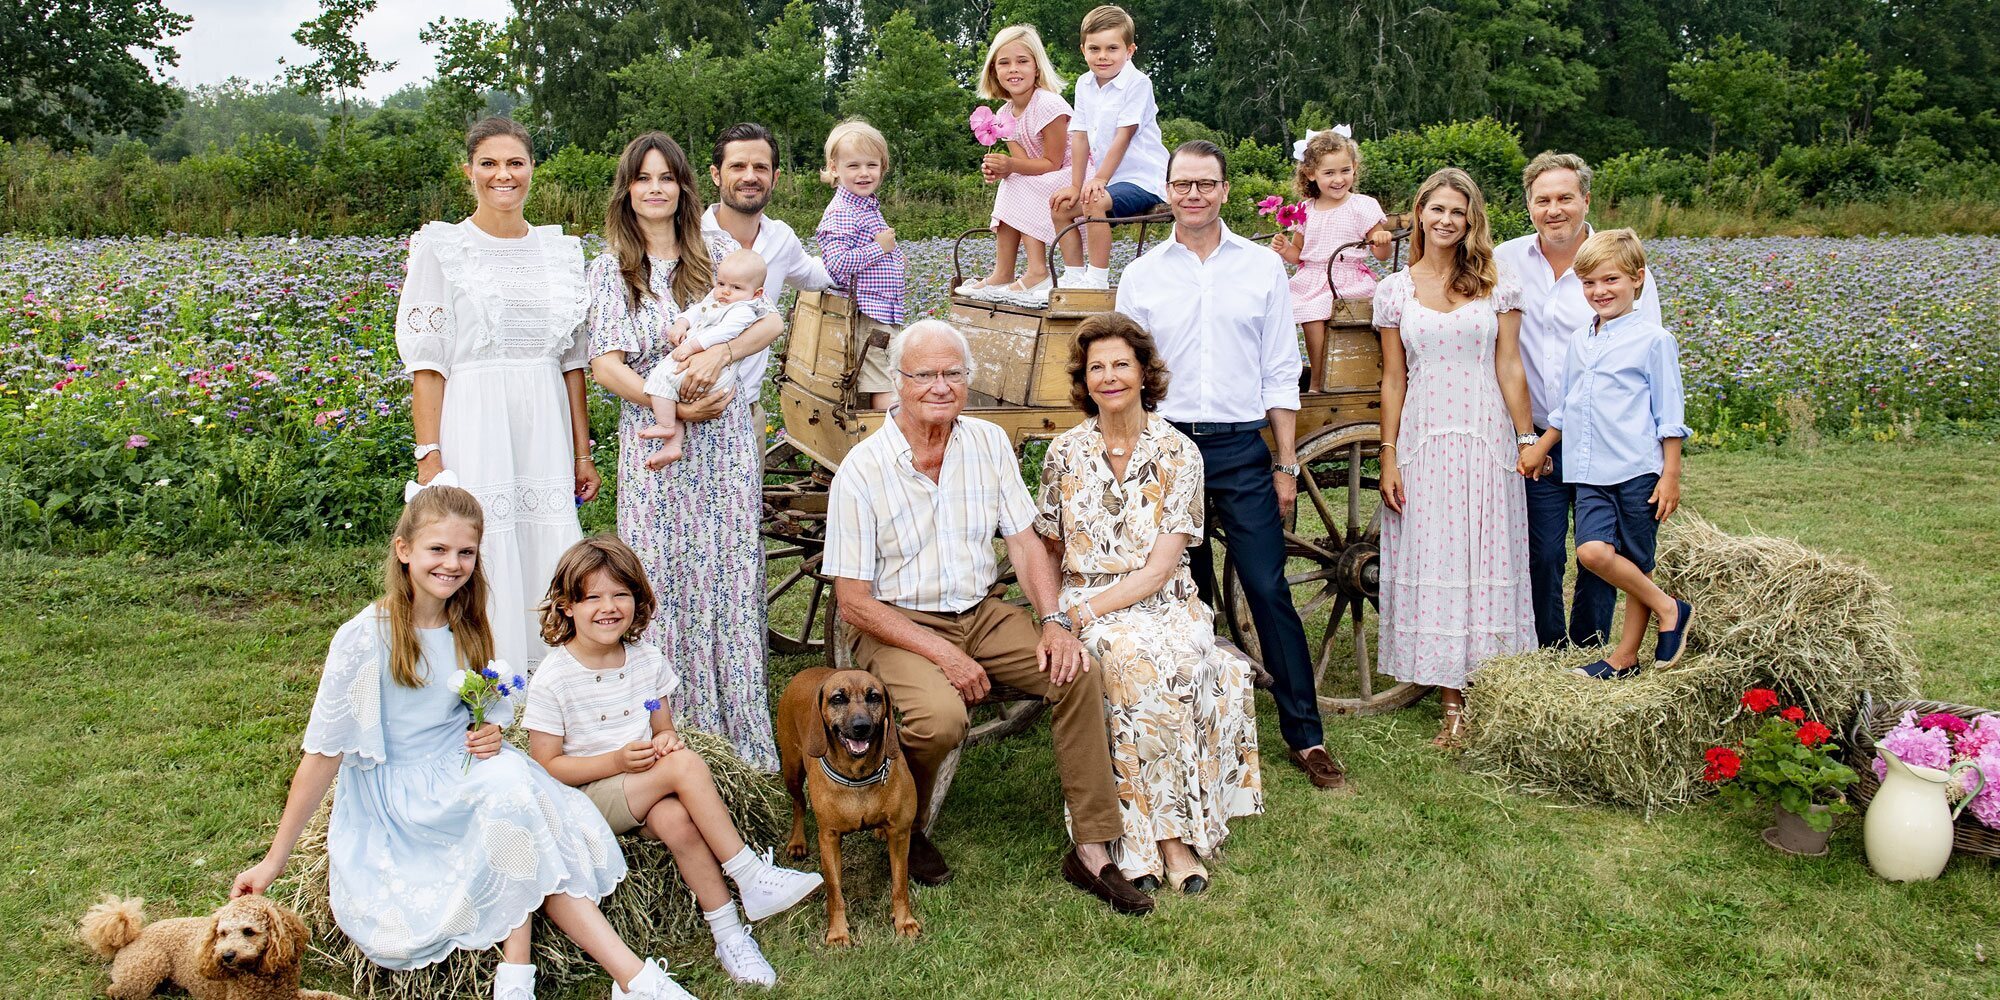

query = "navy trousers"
(1524, 437), (1618, 647)
(1180, 428), (1324, 751)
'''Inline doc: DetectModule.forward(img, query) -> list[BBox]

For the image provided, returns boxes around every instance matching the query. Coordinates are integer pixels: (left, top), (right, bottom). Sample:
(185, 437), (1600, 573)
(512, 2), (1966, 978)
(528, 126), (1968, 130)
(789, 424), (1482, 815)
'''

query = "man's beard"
(722, 183), (771, 215)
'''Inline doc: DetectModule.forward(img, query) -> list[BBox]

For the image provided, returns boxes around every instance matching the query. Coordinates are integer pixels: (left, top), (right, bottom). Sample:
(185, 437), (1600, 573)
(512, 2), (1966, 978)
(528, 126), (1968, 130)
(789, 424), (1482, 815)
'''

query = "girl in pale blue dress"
(233, 482), (697, 1000)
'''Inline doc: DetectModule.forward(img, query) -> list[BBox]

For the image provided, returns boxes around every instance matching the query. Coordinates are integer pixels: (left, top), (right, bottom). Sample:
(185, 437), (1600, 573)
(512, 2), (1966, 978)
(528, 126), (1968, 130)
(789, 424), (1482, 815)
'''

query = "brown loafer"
(907, 830), (953, 886)
(1288, 745), (1350, 791)
(1060, 849), (1154, 915)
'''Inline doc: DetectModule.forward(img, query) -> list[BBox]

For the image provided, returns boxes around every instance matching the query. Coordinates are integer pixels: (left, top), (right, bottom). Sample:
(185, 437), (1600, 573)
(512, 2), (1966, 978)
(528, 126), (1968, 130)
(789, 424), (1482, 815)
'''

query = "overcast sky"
(162, 0), (513, 99)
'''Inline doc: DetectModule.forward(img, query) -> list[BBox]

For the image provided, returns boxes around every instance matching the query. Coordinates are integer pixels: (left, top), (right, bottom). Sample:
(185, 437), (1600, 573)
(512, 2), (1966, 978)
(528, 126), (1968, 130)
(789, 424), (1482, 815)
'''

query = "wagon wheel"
(1221, 422), (1430, 715)
(763, 443), (835, 655)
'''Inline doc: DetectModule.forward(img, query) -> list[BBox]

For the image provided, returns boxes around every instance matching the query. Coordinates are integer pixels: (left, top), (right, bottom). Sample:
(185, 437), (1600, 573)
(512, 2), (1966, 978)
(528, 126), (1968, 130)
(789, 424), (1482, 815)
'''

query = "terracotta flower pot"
(1761, 803), (1832, 856)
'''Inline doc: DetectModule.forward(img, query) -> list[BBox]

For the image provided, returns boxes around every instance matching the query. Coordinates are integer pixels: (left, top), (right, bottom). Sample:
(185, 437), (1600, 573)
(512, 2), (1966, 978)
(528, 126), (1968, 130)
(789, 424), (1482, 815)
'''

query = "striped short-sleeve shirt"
(521, 641), (681, 758)
(822, 413), (1036, 612)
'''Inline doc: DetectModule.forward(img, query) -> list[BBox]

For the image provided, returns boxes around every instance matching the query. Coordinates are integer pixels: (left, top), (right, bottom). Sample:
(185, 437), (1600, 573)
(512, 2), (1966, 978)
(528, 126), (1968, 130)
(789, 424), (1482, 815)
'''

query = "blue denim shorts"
(1573, 474), (1662, 573)
(1107, 182), (1163, 218)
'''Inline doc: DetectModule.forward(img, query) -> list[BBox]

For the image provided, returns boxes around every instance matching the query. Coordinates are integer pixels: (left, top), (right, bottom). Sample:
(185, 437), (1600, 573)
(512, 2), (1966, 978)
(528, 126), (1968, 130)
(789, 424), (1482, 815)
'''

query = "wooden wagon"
(760, 214), (1419, 825)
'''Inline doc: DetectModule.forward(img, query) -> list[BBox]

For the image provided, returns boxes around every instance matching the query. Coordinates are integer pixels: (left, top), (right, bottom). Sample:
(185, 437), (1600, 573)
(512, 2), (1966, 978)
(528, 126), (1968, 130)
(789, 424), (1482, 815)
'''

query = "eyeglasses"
(1167, 179), (1222, 195)
(897, 368), (971, 386)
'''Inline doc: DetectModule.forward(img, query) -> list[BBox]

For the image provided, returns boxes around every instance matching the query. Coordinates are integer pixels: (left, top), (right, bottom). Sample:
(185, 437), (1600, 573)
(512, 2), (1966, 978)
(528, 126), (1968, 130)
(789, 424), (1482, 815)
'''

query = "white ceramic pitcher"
(1863, 749), (1986, 881)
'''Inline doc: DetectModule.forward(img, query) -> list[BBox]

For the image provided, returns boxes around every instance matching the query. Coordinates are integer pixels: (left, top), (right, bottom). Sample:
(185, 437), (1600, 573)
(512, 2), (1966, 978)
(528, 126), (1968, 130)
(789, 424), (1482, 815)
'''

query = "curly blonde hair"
(537, 536), (657, 647)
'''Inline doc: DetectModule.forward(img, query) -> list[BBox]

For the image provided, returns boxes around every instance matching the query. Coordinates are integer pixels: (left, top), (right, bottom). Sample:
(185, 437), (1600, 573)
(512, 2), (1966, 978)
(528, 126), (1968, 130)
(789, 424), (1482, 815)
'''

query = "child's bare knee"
(1576, 541), (1615, 572)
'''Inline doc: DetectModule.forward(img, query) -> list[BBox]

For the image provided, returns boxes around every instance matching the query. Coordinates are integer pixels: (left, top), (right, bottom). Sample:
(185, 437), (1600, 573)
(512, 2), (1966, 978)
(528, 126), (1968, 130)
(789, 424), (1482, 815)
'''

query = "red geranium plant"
(1703, 688), (1858, 832)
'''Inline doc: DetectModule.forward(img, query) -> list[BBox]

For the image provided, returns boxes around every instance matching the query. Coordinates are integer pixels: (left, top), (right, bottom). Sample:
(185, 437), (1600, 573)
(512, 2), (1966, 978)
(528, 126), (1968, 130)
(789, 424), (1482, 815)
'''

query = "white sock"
(703, 902), (746, 942)
(494, 962), (535, 988)
(1061, 266), (1085, 281)
(1087, 265), (1110, 280)
(720, 845), (762, 882)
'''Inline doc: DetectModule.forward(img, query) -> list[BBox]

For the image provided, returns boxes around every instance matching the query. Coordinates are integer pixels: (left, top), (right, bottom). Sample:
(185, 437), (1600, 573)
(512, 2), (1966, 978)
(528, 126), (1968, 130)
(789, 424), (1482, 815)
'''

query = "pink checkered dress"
(989, 88), (1074, 244)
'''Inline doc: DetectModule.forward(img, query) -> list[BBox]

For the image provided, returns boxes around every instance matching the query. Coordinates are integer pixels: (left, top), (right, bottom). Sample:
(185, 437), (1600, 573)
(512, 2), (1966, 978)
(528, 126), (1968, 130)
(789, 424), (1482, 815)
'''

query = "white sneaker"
(714, 932), (777, 987)
(1073, 270), (1111, 290)
(493, 962), (535, 1000)
(736, 852), (825, 921)
(613, 959), (697, 1000)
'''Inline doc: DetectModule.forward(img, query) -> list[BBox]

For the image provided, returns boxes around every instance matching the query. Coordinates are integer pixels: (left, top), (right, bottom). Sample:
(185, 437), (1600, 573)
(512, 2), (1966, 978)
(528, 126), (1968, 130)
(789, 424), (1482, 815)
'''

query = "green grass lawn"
(5, 437), (1998, 999)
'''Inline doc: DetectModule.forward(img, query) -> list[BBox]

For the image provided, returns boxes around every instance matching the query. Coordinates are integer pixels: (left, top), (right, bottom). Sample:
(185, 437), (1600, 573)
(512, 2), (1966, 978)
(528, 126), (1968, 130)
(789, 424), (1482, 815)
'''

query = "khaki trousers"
(850, 597), (1123, 843)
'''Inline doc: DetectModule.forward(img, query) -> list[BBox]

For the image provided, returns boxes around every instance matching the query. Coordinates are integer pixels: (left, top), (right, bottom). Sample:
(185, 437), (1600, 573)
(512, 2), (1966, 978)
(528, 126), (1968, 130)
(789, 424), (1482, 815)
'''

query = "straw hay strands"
(281, 729), (786, 999)
(1462, 515), (1919, 814)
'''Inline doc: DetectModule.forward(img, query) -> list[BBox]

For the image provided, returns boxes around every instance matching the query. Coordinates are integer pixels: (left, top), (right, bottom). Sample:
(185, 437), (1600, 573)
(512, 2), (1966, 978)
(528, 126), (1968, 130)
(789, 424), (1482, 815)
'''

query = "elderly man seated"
(823, 319), (1152, 915)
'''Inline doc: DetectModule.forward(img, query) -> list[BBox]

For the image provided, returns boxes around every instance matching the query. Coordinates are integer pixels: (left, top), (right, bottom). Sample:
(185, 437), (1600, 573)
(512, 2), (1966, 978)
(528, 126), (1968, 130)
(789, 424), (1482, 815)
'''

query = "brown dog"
(776, 667), (920, 946)
(79, 894), (350, 1000)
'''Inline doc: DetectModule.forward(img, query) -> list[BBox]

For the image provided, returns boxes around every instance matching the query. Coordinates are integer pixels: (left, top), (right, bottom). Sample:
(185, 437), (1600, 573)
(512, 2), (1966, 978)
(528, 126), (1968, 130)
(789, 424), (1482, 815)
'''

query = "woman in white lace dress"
(395, 117), (597, 671)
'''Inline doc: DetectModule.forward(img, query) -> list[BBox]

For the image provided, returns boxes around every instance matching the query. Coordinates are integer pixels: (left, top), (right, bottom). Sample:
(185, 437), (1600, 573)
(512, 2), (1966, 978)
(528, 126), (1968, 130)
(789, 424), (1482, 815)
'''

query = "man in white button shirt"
(1495, 152), (1666, 650)
(1115, 140), (1345, 792)
(825, 321), (1152, 915)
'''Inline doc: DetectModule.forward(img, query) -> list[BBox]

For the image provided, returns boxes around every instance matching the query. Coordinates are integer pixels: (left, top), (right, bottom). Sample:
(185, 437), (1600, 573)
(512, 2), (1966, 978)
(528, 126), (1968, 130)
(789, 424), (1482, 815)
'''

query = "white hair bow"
(404, 468), (461, 502)
(1292, 124), (1355, 161)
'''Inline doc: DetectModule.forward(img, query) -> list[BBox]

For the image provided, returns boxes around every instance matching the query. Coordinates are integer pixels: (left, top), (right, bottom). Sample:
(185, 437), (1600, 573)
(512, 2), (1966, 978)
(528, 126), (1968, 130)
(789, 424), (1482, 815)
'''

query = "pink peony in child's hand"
(970, 105), (1017, 147)
(1256, 195), (1284, 216)
(1275, 201), (1309, 229)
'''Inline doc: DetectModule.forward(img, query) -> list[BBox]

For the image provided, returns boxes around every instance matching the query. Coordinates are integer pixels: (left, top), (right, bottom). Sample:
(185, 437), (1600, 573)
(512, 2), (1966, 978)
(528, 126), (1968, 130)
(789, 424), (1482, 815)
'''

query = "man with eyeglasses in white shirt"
(1115, 140), (1346, 792)
(1494, 152), (1666, 649)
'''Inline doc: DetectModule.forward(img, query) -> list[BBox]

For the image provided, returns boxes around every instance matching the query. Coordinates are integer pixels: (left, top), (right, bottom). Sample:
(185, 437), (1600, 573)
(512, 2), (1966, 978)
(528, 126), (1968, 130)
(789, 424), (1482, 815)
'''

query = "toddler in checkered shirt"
(638, 248), (774, 469)
(816, 119), (906, 408)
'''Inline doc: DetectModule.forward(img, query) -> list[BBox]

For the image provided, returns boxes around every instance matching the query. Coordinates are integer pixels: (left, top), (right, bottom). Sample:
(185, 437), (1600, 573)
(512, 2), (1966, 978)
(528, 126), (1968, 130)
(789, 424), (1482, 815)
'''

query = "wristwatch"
(1040, 611), (1075, 631)
(413, 442), (441, 461)
(1272, 461), (1301, 477)
(1515, 433), (1538, 447)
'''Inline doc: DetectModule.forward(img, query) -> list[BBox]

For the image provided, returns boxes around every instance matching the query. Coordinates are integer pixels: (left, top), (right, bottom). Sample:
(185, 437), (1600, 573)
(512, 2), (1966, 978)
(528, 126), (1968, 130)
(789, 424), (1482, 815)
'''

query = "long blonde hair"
(380, 485), (494, 688)
(604, 132), (713, 311)
(978, 24), (1065, 101)
(1408, 168), (1497, 301)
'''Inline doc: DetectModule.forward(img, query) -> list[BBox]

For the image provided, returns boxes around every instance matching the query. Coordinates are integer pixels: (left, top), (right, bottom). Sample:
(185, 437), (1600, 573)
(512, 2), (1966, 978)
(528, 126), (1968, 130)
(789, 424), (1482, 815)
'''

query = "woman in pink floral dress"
(1372, 168), (1537, 747)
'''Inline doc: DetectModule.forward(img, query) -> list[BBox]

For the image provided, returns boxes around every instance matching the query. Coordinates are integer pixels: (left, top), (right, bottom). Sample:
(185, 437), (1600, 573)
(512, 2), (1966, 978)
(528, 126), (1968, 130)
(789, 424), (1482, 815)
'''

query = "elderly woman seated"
(1033, 312), (1264, 894)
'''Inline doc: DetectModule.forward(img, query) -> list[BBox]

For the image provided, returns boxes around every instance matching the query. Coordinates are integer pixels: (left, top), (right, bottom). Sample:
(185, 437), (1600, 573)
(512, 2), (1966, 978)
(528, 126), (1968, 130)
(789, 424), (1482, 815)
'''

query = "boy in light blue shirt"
(1518, 228), (1692, 679)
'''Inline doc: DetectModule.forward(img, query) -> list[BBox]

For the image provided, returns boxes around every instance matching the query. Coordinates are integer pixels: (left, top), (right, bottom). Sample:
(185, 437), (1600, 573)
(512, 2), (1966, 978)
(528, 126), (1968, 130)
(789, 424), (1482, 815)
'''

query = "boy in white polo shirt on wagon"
(1048, 4), (1170, 289)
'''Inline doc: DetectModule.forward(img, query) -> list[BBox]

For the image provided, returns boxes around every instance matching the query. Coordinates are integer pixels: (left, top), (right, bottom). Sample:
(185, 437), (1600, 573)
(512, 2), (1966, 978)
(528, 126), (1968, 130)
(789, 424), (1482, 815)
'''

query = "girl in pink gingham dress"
(960, 24), (1073, 304)
(1274, 130), (1391, 391)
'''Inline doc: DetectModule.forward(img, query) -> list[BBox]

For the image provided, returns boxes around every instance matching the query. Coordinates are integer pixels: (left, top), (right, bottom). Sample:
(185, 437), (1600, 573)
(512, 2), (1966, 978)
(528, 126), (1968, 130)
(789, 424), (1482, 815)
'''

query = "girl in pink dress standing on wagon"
(1273, 128), (1392, 391)
(957, 24), (1074, 308)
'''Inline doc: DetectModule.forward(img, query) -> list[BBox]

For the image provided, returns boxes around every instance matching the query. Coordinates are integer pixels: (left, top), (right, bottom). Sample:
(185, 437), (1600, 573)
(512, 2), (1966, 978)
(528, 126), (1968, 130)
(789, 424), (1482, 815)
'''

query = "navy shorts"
(1106, 182), (1162, 218)
(1572, 474), (1662, 574)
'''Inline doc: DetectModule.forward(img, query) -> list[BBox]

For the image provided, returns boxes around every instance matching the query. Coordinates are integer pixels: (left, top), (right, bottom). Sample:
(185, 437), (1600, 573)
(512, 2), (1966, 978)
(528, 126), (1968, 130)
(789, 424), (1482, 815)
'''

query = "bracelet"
(575, 455), (593, 465)
(1380, 442), (1397, 451)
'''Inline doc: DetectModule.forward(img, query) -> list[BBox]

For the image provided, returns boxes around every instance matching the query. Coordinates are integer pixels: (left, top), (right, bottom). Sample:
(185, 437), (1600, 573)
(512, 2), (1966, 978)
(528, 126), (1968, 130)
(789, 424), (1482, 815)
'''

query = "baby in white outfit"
(640, 248), (774, 469)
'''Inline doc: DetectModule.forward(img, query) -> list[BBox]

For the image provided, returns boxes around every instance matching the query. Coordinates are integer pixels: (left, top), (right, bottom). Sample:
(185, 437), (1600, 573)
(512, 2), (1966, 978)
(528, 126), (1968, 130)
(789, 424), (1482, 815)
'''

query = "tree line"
(3, 0), (1997, 238)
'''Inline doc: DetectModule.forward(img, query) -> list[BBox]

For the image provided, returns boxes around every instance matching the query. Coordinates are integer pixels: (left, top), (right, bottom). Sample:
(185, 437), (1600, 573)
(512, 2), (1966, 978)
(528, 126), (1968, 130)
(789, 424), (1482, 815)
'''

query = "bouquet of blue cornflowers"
(451, 661), (524, 771)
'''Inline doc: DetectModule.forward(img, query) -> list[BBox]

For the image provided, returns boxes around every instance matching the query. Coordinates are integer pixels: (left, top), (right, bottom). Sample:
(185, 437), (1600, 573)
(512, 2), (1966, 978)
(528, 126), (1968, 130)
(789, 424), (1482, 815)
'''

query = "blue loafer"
(1571, 658), (1643, 681)
(1653, 598), (1694, 667)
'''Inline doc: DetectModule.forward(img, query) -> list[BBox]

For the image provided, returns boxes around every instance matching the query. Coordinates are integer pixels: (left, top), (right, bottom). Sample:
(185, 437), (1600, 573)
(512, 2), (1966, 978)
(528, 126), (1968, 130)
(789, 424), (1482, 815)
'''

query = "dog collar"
(818, 754), (893, 788)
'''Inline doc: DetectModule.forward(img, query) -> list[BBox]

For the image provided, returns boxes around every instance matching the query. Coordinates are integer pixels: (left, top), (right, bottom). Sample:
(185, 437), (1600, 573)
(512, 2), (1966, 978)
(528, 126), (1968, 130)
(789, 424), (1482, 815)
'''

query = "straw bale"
(281, 729), (786, 999)
(1462, 514), (1918, 814)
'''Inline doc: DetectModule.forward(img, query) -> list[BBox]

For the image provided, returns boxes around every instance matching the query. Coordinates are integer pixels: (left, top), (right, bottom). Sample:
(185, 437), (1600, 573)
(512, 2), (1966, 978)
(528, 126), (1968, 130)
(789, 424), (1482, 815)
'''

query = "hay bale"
(281, 729), (786, 999)
(1463, 514), (1919, 813)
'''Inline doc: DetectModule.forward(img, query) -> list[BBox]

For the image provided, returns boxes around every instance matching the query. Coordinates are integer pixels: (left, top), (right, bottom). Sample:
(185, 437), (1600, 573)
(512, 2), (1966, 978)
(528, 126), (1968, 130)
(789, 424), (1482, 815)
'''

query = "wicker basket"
(1844, 692), (2000, 859)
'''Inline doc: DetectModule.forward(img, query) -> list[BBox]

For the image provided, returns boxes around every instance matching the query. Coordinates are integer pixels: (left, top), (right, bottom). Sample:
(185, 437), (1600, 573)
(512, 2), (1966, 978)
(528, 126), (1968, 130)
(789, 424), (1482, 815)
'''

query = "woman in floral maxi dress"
(1035, 315), (1262, 894)
(586, 133), (784, 771)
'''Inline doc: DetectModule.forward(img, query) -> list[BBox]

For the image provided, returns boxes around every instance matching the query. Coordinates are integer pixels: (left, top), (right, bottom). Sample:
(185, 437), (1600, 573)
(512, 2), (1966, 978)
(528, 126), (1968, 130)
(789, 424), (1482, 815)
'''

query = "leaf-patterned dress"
(1035, 415), (1263, 880)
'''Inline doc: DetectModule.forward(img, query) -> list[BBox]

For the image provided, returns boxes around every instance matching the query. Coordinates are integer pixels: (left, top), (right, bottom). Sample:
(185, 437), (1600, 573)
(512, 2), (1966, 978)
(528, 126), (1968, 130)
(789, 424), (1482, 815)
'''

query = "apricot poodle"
(79, 894), (350, 1000)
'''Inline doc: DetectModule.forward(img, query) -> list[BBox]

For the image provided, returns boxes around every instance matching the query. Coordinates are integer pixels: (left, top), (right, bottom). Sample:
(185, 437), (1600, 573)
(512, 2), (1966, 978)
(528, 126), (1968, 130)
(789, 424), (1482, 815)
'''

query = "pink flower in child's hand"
(1275, 201), (1309, 228)
(1256, 195), (1284, 216)
(969, 105), (1017, 146)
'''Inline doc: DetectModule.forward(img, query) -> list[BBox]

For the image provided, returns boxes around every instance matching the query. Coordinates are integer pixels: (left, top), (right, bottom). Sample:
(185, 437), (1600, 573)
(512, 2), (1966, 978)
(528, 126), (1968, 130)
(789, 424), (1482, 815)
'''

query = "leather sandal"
(1432, 703), (1467, 748)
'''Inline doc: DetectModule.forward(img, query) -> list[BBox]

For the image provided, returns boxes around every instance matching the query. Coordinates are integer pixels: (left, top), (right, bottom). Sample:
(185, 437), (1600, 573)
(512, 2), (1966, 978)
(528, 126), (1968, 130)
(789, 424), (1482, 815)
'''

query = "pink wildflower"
(125, 434), (149, 449)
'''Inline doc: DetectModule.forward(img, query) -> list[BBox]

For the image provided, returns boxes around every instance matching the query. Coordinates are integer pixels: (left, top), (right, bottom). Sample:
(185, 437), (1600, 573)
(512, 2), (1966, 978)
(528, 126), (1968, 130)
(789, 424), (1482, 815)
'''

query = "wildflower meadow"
(2, 234), (1996, 550)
